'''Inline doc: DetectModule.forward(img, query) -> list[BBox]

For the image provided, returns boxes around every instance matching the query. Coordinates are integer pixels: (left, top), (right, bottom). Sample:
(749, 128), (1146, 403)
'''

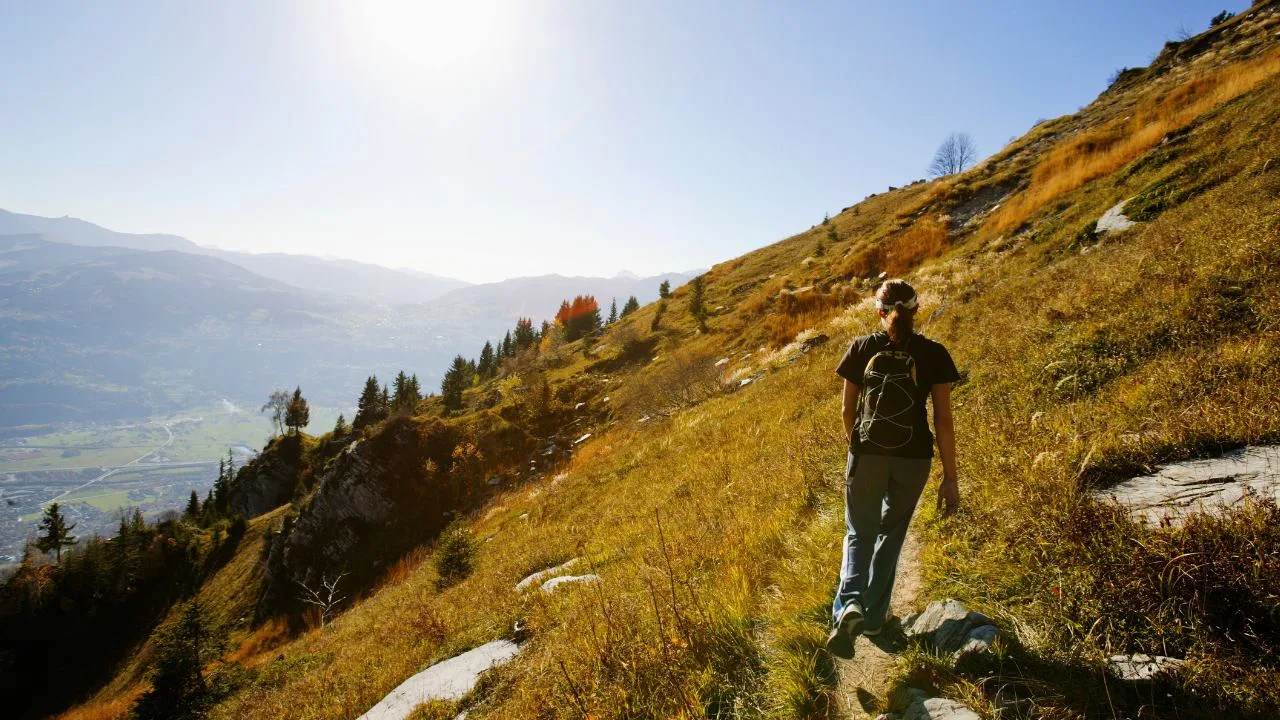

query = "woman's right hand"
(936, 477), (959, 517)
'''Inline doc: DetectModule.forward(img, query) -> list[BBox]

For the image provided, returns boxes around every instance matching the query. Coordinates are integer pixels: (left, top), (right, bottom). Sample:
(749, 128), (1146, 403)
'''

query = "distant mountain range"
(0, 209), (466, 306)
(0, 208), (699, 427)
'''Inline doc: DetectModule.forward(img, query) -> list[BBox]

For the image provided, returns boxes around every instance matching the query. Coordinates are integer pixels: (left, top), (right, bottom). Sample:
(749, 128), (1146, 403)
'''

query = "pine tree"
(333, 413), (347, 436)
(184, 491), (200, 520)
(608, 297), (618, 324)
(621, 296), (640, 317)
(659, 279), (671, 299)
(392, 370), (409, 409)
(354, 375), (384, 430)
(651, 300), (667, 331)
(285, 387), (310, 434)
(212, 459), (230, 518)
(689, 275), (707, 332)
(501, 331), (514, 358)
(381, 384), (391, 414)
(441, 355), (472, 412)
(202, 489), (215, 525)
(514, 317), (536, 349)
(132, 599), (226, 720)
(408, 374), (421, 405)
(36, 502), (77, 561)
(478, 341), (495, 378)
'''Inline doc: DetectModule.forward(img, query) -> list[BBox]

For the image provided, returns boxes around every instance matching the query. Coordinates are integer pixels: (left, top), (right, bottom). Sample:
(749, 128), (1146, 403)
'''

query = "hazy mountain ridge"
(0, 208), (198, 253)
(0, 231), (699, 426)
(0, 207), (469, 305)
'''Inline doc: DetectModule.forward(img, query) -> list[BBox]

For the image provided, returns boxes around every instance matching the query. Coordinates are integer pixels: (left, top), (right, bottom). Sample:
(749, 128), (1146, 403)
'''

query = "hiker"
(826, 279), (960, 659)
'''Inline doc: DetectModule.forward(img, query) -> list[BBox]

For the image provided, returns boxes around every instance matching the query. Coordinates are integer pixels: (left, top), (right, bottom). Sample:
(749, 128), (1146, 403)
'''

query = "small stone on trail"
(902, 697), (983, 720)
(574, 402), (586, 410)
(574, 433), (591, 445)
(715, 357), (730, 367)
(906, 600), (999, 654)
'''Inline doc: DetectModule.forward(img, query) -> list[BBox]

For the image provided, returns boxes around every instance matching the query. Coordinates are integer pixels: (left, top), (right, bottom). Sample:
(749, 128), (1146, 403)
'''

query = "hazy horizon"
(1, 0), (1248, 283)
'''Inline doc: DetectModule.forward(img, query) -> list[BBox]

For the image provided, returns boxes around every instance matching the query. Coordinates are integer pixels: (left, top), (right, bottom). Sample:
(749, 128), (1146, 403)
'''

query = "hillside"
(19, 3), (1280, 719)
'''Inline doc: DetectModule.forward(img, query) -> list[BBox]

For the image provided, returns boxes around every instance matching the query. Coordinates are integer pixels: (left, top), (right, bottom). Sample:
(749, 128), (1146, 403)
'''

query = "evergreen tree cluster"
(554, 295), (603, 341)
(0, 509), (221, 717)
(353, 372), (423, 430)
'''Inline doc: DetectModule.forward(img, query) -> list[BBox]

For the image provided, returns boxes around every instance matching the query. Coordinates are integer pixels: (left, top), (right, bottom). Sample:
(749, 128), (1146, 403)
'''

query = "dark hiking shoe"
(825, 603), (864, 659)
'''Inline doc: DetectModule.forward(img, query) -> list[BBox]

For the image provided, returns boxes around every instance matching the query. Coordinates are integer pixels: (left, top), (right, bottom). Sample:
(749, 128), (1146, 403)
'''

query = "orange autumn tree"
(555, 295), (602, 341)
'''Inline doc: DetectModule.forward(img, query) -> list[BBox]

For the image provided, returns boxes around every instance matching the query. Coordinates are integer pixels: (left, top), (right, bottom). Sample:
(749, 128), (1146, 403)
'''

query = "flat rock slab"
(357, 640), (521, 720)
(1096, 199), (1137, 234)
(1108, 653), (1185, 681)
(1097, 445), (1280, 525)
(515, 558), (579, 592)
(540, 574), (600, 592)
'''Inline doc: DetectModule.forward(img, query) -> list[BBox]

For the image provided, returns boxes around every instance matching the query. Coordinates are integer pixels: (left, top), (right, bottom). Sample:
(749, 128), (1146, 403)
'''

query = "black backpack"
(857, 334), (918, 451)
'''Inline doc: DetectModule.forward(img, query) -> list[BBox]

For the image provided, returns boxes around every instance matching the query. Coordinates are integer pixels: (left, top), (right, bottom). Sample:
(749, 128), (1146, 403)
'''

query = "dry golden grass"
(50, 686), (143, 720)
(837, 216), (949, 281)
(989, 47), (1280, 233)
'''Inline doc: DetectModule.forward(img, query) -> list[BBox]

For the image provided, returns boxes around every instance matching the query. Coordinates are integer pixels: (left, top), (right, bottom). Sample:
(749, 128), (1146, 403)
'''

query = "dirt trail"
(834, 532), (924, 718)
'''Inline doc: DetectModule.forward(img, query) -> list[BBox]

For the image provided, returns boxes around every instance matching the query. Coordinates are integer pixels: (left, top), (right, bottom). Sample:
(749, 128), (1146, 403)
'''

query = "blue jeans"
(831, 452), (931, 628)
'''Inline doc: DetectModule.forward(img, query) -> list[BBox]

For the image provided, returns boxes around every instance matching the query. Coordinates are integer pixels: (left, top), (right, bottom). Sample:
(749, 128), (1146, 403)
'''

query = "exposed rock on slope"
(228, 435), (308, 519)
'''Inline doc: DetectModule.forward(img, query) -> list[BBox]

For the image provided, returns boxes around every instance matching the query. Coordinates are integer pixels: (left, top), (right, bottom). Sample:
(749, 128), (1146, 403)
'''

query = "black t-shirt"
(835, 331), (960, 458)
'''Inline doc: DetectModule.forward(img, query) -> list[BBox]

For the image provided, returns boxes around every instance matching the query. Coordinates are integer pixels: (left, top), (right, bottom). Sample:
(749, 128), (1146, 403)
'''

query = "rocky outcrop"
(257, 418), (466, 616)
(228, 435), (307, 518)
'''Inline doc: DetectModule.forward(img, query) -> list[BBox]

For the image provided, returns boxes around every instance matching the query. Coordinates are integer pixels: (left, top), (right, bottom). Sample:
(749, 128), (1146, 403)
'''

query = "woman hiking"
(826, 279), (960, 659)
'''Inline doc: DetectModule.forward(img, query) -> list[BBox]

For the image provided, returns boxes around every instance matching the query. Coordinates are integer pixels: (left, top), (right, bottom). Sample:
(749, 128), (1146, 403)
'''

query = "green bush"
(434, 520), (477, 589)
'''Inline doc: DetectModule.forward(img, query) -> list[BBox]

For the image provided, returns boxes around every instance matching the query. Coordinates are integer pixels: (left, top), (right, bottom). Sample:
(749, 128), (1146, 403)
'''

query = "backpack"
(857, 335), (918, 451)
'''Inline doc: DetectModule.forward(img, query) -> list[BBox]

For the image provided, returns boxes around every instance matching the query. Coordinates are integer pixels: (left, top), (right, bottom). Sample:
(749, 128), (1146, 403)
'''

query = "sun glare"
(337, 0), (524, 96)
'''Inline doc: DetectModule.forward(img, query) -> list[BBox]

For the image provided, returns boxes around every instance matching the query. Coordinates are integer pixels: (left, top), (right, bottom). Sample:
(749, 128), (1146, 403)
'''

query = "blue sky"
(0, 1), (1249, 283)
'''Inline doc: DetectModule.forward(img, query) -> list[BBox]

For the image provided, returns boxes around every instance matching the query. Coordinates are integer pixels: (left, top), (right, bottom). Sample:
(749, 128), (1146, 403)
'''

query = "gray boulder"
(954, 624), (1000, 659)
(905, 600), (998, 654)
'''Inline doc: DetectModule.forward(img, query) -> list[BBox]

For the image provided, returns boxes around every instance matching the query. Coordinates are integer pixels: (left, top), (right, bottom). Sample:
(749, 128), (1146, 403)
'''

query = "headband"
(875, 296), (918, 312)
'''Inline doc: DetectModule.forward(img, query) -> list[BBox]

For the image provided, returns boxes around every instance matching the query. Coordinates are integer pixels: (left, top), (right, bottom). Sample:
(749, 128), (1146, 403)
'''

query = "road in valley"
(42, 422), (176, 507)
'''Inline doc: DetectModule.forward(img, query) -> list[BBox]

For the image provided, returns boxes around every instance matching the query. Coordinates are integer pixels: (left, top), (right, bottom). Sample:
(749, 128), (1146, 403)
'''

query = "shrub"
(433, 520), (477, 589)
(618, 346), (722, 418)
